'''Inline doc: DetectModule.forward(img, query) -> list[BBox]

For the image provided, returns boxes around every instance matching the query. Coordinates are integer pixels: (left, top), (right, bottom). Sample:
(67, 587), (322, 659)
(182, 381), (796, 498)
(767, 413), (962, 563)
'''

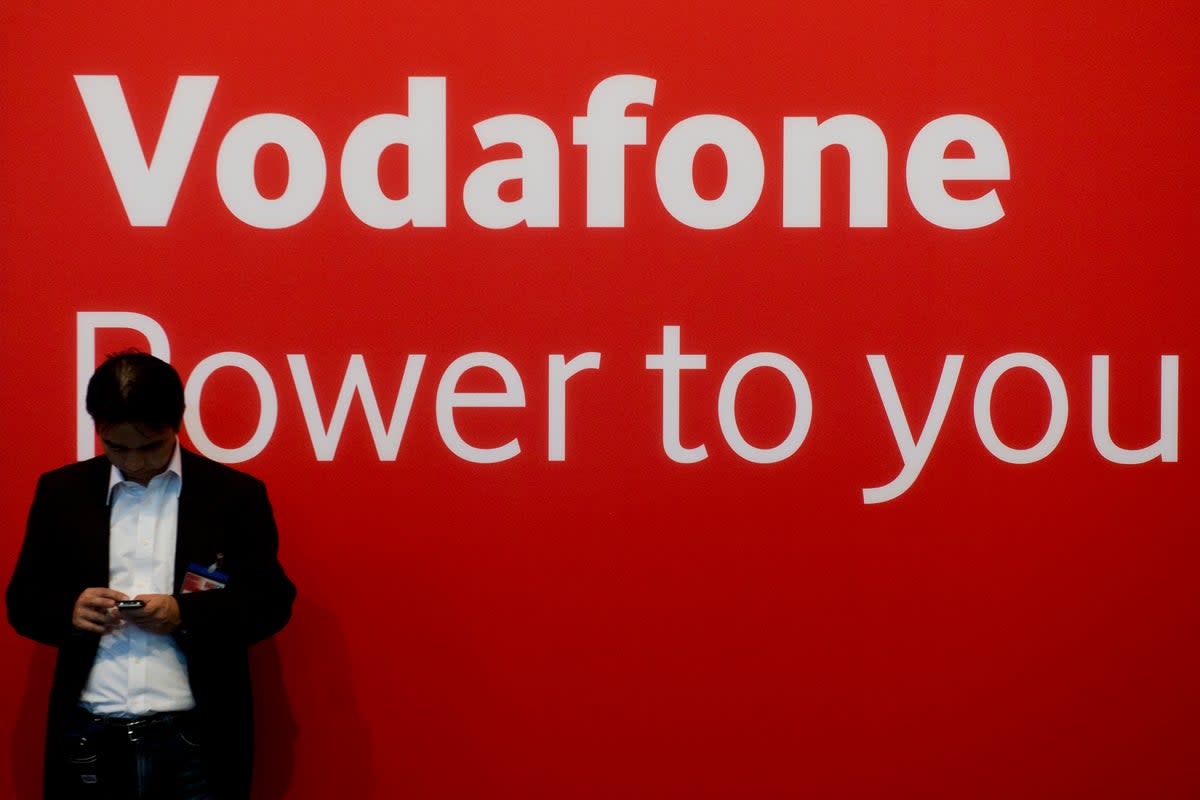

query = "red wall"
(2, 3), (1198, 798)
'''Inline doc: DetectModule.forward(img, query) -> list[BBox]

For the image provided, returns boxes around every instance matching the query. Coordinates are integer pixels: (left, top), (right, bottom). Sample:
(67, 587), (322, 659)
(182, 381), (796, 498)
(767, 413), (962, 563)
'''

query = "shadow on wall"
(10, 643), (52, 799)
(250, 636), (297, 799)
(252, 594), (374, 799)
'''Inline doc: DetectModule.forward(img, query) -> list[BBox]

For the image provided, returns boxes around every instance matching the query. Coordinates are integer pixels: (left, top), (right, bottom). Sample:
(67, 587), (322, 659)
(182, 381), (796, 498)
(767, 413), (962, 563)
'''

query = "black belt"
(75, 708), (196, 741)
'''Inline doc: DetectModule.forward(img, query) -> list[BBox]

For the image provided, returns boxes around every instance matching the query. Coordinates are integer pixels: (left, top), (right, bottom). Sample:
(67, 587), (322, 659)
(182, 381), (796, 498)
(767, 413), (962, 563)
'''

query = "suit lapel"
(174, 448), (210, 594)
(80, 457), (114, 588)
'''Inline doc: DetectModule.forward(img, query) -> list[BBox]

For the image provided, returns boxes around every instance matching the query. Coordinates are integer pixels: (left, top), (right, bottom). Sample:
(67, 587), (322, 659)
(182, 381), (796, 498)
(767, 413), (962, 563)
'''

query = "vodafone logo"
(76, 75), (1010, 231)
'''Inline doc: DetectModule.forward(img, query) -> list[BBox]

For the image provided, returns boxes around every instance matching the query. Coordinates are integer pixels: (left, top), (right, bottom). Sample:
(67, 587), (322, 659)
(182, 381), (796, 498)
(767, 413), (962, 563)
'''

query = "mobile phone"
(116, 600), (145, 610)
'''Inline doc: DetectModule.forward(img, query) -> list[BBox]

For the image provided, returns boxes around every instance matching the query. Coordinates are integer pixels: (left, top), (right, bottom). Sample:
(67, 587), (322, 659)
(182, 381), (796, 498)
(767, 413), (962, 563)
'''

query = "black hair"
(85, 350), (185, 430)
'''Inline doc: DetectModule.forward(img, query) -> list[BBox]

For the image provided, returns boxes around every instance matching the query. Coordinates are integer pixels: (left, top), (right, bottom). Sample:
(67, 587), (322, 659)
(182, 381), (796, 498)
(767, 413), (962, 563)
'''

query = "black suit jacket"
(6, 448), (296, 799)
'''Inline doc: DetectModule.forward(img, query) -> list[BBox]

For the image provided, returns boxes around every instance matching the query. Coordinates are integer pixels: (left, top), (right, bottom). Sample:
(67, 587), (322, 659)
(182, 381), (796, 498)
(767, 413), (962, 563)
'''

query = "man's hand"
(72, 588), (128, 634)
(122, 594), (182, 635)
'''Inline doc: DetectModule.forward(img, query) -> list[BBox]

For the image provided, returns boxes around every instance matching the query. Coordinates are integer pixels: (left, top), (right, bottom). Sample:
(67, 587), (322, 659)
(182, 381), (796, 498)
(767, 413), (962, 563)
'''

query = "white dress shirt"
(79, 442), (195, 717)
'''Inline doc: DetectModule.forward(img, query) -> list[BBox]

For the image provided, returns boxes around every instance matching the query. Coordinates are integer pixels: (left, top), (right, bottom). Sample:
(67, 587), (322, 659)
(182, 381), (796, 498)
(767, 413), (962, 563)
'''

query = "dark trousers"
(57, 708), (214, 800)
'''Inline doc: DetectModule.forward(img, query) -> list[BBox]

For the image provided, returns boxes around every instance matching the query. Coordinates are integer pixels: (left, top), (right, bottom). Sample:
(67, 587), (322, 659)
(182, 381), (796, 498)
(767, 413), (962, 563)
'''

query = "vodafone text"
(76, 75), (1008, 230)
(78, 314), (1178, 505)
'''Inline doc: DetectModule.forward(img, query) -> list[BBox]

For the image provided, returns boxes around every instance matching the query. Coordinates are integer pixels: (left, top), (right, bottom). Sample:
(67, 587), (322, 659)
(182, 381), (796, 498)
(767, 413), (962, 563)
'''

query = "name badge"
(181, 563), (228, 594)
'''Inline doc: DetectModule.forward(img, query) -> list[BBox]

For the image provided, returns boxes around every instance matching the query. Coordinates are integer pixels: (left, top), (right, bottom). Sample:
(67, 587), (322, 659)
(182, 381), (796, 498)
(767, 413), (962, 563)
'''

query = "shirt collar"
(106, 439), (183, 505)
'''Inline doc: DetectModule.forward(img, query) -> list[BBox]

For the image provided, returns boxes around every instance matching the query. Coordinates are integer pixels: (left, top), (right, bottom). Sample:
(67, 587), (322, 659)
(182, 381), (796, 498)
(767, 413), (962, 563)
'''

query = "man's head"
(86, 351), (184, 484)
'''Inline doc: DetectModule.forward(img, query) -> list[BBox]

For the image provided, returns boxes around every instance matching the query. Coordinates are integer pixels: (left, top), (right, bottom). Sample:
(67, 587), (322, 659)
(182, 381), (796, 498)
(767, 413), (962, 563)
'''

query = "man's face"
(96, 422), (177, 486)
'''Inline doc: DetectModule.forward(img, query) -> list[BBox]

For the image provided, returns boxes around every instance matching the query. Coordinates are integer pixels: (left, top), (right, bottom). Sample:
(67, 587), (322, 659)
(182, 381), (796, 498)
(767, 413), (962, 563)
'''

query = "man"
(6, 351), (296, 799)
